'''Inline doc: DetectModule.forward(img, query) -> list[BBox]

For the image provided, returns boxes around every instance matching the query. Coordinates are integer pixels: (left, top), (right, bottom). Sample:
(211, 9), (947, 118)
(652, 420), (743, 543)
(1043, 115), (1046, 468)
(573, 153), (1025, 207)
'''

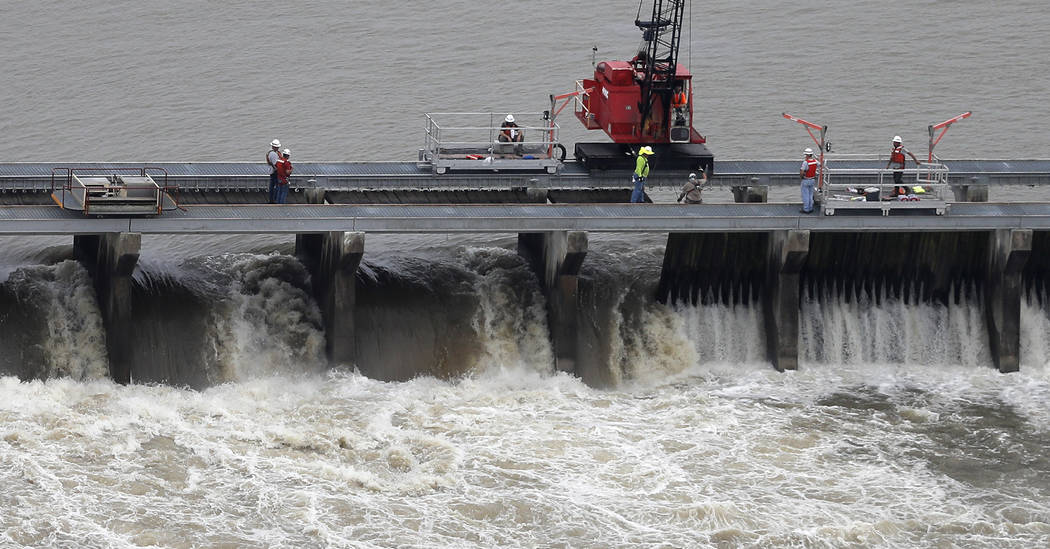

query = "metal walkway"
(1, 160), (1048, 192)
(3, 203), (1050, 235)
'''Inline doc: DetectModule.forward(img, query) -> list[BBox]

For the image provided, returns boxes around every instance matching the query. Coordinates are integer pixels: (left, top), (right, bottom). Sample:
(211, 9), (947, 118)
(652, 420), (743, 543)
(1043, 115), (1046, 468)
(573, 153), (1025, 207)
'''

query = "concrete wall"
(764, 230), (809, 371)
(518, 231), (588, 374)
(74, 232), (141, 383)
(295, 232), (365, 366)
(985, 229), (1032, 372)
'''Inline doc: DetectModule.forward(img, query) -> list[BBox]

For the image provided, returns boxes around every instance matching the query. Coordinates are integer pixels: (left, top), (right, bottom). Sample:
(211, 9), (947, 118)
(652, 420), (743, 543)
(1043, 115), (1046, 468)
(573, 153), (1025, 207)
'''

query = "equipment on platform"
(818, 155), (951, 216)
(555, 0), (713, 171)
(51, 167), (178, 216)
(783, 112), (971, 216)
(420, 112), (566, 175)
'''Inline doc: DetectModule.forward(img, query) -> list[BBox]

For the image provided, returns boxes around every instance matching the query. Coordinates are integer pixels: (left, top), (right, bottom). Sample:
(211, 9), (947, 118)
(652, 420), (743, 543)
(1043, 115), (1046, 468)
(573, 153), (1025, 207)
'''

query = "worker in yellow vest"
(632, 146), (654, 203)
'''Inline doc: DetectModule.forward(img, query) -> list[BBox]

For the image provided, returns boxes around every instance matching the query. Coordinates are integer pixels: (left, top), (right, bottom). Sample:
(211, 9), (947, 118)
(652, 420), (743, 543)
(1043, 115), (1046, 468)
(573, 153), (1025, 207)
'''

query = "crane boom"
(634, 0), (687, 134)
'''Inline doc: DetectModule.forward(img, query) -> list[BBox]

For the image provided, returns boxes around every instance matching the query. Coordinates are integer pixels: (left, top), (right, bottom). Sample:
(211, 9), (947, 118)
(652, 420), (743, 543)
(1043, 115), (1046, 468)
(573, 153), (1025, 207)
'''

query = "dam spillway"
(2, 160), (1049, 385)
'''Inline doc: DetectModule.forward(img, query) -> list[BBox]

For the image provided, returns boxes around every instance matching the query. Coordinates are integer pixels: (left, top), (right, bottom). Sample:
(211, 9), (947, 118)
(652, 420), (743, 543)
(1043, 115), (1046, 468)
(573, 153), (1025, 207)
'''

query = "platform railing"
(820, 154), (951, 215)
(51, 167), (176, 215)
(573, 80), (600, 130)
(423, 113), (561, 157)
(421, 113), (564, 174)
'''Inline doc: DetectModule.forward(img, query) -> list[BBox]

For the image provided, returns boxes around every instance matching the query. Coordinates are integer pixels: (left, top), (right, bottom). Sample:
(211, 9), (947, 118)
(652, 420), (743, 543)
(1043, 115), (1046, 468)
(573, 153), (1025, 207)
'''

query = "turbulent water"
(3, 1), (1050, 547)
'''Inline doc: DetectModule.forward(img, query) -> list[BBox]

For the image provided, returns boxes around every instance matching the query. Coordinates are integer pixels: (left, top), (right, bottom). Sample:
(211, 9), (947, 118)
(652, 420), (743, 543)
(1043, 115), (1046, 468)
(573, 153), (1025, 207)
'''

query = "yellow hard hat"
(639, 146), (655, 155)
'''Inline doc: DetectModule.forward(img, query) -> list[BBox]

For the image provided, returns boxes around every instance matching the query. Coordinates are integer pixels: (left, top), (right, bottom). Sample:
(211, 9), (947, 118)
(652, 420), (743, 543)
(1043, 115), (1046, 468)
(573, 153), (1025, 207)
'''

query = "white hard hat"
(892, 135), (902, 143)
(688, 173), (697, 179)
(282, 148), (291, 156)
(271, 139), (281, 148)
(505, 114), (515, 123)
(803, 147), (813, 155)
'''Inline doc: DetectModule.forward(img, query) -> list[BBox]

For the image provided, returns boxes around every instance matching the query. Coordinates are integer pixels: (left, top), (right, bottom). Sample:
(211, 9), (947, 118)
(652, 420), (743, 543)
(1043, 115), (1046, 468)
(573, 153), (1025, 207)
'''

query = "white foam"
(800, 285), (991, 368)
(3, 358), (1050, 548)
(199, 253), (326, 383)
(463, 246), (554, 375)
(4, 261), (109, 380)
(1021, 291), (1050, 375)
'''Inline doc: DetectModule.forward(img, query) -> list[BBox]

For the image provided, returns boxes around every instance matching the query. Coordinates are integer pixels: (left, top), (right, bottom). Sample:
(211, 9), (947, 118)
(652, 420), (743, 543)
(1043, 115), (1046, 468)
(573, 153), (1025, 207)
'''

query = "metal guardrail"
(4, 202), (1050, 235)
(51, 167), (177, 215)
(421, 113), (564, 175)
(819, 155), (951, 216)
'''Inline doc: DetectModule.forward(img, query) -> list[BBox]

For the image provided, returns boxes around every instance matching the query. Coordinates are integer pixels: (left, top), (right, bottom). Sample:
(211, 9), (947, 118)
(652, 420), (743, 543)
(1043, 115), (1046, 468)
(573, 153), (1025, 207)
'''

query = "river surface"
(2, 1), (1050, 548)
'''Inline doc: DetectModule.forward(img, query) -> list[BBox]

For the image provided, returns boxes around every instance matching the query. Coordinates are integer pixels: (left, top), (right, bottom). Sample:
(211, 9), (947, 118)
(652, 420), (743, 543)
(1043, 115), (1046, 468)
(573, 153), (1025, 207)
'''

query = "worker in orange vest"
(671, 85), (688, 124)
(799, 148), (820, 214)
(274, 148), (293, 204)
(498, 114), (524, 155)
(886, 135), (920, 195)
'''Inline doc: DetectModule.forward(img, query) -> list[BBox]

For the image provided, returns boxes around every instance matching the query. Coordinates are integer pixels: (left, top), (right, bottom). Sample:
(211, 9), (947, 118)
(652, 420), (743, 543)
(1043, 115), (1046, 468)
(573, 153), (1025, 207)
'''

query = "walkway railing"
(421, 113), (564, 174)
(821, 154), (951, 216)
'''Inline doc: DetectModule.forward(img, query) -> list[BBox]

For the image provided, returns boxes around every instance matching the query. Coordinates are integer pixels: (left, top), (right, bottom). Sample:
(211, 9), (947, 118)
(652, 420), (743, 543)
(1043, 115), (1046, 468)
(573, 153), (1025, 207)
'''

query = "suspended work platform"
(820, 155), (951, 216)
(50, 167), (178, 216)
(419, 113), (567, 175)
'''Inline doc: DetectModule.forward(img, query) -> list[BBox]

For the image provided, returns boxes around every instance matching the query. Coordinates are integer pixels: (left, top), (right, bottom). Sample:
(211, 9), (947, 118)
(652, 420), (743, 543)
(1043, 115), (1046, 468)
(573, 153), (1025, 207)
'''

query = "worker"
(498, 114), (524, 155)
(799, 148), (819, 214)
(632, 146), (654, 203)
(886, 135), (920, 196)
(677, 169), (706, 204)
(274, 148), (293, 204)
(266, 138), (281, 203)
(671, 85), (688, 124)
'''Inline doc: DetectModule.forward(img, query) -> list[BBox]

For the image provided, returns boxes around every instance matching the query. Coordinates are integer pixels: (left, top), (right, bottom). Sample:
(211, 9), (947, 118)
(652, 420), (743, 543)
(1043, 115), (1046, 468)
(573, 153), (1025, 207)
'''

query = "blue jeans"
(269, 172), (279, 203)
(801, 178), (816, 212)
(631, 174), (647, 203)
(274, 183), (289, 204)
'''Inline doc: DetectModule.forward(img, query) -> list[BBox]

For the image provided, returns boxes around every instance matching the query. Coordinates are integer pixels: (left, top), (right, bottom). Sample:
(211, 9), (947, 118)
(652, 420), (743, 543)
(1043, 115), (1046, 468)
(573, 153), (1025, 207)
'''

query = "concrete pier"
(518, 231), (588, 373)
(763, 230), (810, 371)
(985, 229), (1032, 373)
(295, 232), (365, 365)
(656, 231), (805, 370)
(74, 232), (141, 383)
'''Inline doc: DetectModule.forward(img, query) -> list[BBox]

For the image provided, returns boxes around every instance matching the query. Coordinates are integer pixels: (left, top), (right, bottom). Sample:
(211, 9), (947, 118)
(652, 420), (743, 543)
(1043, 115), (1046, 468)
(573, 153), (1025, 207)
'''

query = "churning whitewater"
(2, 237), (1050, 547)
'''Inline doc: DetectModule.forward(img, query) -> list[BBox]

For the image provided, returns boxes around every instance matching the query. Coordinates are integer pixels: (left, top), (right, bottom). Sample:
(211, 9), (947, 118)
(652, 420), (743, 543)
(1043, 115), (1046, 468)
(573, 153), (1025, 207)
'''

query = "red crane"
(558, 0), (712, 172)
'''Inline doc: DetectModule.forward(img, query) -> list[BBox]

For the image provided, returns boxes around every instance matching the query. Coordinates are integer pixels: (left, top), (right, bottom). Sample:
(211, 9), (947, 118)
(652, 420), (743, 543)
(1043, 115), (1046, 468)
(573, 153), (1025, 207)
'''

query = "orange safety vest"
(890, 145), (906, 168)
(803, 157), (819, 179)
(672, 91), (687, 107)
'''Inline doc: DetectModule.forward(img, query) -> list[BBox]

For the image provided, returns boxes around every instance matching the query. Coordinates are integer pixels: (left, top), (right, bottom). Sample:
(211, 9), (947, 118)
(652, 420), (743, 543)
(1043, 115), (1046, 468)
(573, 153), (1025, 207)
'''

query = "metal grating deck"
(2, 160), (1049, 193)
(2, 202), (1050, 235)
